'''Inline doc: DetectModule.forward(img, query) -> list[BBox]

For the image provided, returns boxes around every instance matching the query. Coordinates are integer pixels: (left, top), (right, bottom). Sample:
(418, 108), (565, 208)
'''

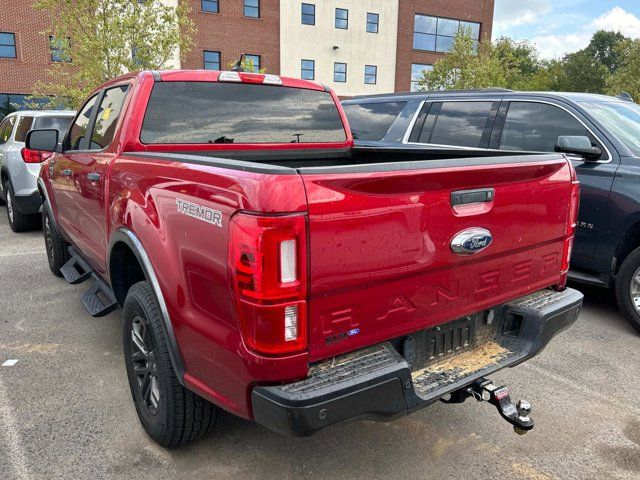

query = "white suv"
(0, 110), (74, 232)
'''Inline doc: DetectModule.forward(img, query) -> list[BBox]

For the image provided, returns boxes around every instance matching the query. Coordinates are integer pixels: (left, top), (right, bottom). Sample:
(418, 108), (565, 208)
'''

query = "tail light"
(21, 147), (53, 164)
(229, 213), (307, 355)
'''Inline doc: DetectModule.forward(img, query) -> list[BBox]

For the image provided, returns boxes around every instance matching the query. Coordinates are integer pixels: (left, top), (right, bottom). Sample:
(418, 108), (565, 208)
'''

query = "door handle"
(87, 173), (101, 182)
(61, 169), (73, 177)
(451, 188), (495, 206)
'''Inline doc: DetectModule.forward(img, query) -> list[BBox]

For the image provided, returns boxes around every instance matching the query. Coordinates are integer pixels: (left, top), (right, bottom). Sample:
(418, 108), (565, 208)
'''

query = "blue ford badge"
(451, 228), (493, 255)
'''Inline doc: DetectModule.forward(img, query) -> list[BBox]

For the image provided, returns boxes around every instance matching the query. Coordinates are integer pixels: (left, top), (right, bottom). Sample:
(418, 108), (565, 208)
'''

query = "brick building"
(0, 0), (493, 112)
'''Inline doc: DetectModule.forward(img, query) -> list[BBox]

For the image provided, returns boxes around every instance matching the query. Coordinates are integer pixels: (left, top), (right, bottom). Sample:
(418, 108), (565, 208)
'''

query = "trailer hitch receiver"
(443, 378), (534, 434)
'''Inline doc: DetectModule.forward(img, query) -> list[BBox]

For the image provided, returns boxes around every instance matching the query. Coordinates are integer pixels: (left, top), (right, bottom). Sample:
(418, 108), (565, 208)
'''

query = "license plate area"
(399, 315), (482, 372)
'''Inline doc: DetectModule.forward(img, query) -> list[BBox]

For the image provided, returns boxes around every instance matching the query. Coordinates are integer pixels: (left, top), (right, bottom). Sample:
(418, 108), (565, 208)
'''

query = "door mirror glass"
(26, 129), (59, 152)
(555, 135), (603, 161)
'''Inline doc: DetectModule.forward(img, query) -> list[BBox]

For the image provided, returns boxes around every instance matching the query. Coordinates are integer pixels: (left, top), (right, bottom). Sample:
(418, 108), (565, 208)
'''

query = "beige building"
(279, 0), (399, 96)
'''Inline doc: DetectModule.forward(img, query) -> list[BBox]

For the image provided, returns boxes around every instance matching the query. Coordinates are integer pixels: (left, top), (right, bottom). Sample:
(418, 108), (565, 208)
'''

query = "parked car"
(343, 90), (640, 331)
(30, 71), (581, 447)
(0, 110), (75, 231)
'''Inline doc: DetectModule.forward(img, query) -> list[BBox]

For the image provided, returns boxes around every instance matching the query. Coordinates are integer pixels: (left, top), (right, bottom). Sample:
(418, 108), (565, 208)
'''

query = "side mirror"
(25, 129), (59, 152)
(555, 135), (602, 161)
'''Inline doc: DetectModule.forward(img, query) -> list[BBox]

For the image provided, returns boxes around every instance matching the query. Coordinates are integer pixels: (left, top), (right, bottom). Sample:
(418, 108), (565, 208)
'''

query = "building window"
(0, 32), (16, 59)
(301, 59), (315, 80)
(334, 62), (347, 83)
(366, 13), (379, 33)
(302, 3), (315, 25)
(49, 36), (70, 62)
(203, 50), (221, 70)
(411, 63), (433, 91)
(413, 15), (480, 53)
(244, 0), (259, 18)
(335, 8), (348, 29)
(202, 0), (219, 13)
(365, 65), (377, 85)
(245, 54), (261, 72)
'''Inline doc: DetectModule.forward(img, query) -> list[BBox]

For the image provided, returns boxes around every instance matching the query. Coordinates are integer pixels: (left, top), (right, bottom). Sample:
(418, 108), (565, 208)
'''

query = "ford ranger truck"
(29, 70), (583, 447)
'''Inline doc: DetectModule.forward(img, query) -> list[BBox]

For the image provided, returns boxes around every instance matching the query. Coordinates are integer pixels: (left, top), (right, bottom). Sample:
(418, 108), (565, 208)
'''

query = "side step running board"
(62, 247), (118, 317)
(60, 248), (92, 284)
(81, 273), (118, 317)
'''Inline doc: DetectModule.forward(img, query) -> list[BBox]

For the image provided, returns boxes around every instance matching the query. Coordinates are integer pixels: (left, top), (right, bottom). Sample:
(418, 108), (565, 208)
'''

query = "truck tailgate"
(300, 155), (574, 362)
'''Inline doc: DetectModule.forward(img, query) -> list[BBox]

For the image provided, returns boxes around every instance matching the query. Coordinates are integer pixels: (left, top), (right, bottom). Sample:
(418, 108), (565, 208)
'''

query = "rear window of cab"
(140, 82), (347, 144)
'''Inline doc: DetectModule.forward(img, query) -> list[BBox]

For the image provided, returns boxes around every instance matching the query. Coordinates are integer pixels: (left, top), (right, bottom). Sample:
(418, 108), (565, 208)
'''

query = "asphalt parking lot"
(1, 208), (640, 480)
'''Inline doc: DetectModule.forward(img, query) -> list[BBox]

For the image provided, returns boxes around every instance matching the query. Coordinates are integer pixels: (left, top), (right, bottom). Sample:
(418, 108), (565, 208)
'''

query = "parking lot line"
(0, 377), (31, 480)
(0, 251), (45, 258)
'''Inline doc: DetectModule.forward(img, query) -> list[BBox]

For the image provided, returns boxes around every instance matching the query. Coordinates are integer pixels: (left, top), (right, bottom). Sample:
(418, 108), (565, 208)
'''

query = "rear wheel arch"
(1, 166), (9, 188)
(108, 228), (186, 384)
(613, 219), (640, 275)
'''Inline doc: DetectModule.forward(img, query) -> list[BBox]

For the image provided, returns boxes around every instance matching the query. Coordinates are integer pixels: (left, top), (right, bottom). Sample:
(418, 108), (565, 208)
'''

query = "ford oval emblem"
(451, 228), (493, 255)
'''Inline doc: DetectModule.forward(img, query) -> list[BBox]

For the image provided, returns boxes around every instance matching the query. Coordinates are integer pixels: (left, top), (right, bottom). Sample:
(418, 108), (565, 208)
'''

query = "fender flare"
(108, 228), (186, 385)
(37, 177), (56, 221)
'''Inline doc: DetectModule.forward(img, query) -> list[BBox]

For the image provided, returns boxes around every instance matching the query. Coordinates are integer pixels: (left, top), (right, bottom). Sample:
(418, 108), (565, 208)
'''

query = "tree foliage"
(32, 0), (195, 108)
(418, 30), (507, 91)
(607, 39), (640, 101)
(417, 28), (635, 98)
(225, 56), (267, 74)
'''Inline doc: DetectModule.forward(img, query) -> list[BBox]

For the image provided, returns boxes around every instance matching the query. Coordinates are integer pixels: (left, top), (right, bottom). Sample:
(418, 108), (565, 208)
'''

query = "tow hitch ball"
(443, 378), (534, 435)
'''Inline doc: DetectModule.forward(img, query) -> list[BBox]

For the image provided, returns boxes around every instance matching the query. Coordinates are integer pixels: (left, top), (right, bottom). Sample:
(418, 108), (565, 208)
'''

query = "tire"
(123, 281), (218, 447)
(5, 181), (40, 232)
(615, 246), (640, 333)
(42, 203), (69, 277)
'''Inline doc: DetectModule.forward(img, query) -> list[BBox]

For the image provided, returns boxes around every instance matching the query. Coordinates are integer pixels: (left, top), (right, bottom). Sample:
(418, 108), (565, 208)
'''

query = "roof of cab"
(343, 89), (630, 105)
(94, 69), (328, 93)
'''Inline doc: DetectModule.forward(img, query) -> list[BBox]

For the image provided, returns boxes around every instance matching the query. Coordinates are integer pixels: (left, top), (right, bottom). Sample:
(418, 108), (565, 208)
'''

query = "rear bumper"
(252, 287), (583, 436)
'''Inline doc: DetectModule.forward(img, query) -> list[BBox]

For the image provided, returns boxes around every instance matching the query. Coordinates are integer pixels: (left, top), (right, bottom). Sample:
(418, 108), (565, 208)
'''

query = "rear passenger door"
(72, 85), (129, 273)
(492, 99), (618, 270)
(407, 100), (500, 149)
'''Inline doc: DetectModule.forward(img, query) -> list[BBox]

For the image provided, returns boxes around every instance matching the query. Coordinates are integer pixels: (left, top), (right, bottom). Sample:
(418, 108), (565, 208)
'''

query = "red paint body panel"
(301, 160), (573, 360)
(39, 70), (577, 420)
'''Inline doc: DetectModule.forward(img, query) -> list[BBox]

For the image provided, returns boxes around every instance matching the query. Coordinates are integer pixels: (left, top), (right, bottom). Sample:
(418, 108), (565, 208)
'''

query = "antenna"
(617, 92), (634, 103)
(230, 54), (246, 72)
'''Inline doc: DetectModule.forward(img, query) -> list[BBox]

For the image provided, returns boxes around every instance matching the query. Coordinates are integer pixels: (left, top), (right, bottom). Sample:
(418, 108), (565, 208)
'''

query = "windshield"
(581, 100), (640, 156)
(141, 82), (347, 144)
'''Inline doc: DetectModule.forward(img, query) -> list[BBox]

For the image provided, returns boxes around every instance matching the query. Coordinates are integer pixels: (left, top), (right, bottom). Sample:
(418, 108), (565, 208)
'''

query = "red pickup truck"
(29, 70), (582, 447)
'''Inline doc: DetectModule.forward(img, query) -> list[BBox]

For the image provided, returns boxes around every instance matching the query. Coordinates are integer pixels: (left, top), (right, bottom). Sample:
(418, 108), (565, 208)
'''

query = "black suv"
(343, 90), (640, 331)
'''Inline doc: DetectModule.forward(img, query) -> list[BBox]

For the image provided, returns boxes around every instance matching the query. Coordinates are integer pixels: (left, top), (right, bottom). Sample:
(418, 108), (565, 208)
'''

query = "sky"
(493, 0), (640, 59)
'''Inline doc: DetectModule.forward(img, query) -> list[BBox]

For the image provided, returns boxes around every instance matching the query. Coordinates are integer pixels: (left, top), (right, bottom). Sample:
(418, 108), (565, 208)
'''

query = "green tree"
(585, 30), (626, 74)
(561, 50), (610, 93)
(226, 56), (267, 74)
(32, 0), (195, 108)
(417, 30), (507, 91)
(0, 95), (18, 120)
(527, 59), (569, 91)
(417, 31), (539, 91)
(607, 39), (640, 100)
(492, 37), (540, 88)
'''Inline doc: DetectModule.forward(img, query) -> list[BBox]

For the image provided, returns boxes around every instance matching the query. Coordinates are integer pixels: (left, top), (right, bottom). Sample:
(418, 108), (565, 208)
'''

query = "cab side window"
(499, 102), (597, 153)
(419, 101), (495, 148)
(89, 85), (128, 150)
(65, 94), (98, 151)
(0, 116), (17, 144)
(14, 116), (34, 143)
